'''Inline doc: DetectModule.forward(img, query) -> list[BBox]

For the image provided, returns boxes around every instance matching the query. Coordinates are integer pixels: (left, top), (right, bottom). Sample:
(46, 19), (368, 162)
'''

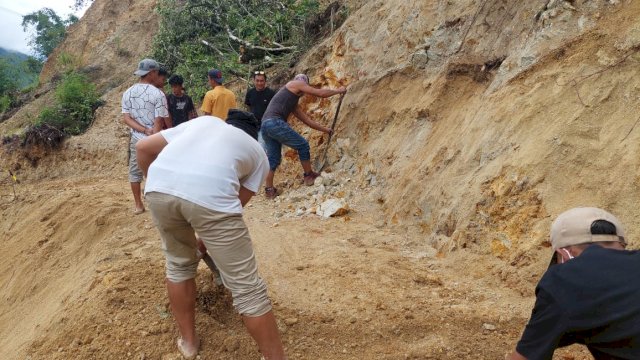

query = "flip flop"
(177, 338), (200, 360)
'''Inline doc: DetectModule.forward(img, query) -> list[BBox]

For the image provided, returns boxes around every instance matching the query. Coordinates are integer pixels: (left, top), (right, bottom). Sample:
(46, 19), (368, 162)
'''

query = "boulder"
(317, 199), (350, 218)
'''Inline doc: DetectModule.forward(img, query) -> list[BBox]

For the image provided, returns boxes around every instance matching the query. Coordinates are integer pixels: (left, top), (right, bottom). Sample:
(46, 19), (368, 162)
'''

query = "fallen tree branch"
(200, 40), (224, 56)
(226, 27), (296, 52)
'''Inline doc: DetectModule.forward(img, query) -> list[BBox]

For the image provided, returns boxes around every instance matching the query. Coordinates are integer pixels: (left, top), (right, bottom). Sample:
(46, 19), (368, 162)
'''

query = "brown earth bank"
(2, 0), (640, 359)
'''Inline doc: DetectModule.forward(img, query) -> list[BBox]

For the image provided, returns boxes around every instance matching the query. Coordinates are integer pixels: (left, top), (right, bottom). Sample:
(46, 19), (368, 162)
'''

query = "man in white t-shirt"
(121, 58), (169, 214)
(135, 116), (285, 360)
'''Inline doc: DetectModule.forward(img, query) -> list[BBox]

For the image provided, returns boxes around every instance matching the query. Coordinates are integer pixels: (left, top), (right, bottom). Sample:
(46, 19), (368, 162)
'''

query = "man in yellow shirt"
(200, 69), (237, 119)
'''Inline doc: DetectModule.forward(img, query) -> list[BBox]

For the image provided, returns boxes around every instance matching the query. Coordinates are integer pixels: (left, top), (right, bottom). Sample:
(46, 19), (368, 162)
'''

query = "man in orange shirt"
(200, 69), (237, 120)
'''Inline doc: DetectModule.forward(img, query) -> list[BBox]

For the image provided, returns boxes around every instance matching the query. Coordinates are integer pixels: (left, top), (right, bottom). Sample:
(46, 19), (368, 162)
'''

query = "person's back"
(145, 116), (267, 213)
(261, 85), (300, 122)
(530, 245), (640, 359)
(200, 69), (237, 119)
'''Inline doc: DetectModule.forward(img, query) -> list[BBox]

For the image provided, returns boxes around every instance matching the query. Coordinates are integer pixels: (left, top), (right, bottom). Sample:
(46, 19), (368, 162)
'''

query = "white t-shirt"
(122, 83), (169, 140)
(144, 116), (268, 214)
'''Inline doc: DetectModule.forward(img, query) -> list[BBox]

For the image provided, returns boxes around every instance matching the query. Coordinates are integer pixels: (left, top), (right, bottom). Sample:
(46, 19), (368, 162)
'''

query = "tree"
(72, 0), (94, 11)
(152, 0), (320, 100)
(0, 59), (19, 95)
(21, 8), (78, 60)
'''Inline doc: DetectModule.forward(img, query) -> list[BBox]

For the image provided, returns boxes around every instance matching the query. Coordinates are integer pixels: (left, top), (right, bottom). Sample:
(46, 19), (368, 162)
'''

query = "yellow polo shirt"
(200, 85), (237, 120)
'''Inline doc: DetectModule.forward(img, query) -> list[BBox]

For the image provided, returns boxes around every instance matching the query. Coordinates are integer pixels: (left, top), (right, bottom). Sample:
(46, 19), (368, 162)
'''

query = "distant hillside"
(0, 47), (41, 89)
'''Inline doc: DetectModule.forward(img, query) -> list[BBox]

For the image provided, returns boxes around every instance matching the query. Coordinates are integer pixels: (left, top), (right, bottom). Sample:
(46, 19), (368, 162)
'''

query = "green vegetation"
(37, 72), (102, 136)
(22, 8), (78, 60)
(152, 0), (321, 101)
(0, 49), (42, 114)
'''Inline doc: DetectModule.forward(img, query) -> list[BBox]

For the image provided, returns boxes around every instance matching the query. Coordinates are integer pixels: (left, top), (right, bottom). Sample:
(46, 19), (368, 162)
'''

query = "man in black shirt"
(167, 75), (196, 127)
(507, 207), (640, 360)
(244, 71), (276, 124)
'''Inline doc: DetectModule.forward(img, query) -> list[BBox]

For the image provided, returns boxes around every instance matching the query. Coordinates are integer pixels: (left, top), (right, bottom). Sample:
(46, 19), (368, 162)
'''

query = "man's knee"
(165, 259), (199, 283)
(231, 278), (272, 317)
(296, 141), (311, 161)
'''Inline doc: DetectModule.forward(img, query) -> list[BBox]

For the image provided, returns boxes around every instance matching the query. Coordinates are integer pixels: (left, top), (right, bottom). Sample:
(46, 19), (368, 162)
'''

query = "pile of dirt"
(2, 0), (640, 359)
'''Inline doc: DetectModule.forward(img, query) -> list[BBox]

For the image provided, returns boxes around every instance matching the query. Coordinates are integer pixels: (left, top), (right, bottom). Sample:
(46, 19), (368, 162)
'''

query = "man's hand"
(336, 86), (347, 94)
(239, 186), (255, 207)
(324, 127), (333, 135)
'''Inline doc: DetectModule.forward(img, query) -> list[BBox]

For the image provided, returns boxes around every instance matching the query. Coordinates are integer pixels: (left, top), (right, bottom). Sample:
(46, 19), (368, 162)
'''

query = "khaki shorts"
(145, 192), (272, 317)
(128, 136), (143, 183)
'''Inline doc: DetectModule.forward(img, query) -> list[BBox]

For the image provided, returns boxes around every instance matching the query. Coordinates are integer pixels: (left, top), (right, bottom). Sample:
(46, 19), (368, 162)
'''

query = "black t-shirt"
(167, 93), (195, 127)
(244, 87), (275, 122)
(516, 245), (640, 360)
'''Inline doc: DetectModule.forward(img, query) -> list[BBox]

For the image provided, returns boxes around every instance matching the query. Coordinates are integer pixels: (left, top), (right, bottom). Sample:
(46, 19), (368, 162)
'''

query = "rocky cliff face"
(1, 0), (640, 358)
(294, 0), (640, 265)
(41, 0), (158, 88)
(3, 0), (639, 261)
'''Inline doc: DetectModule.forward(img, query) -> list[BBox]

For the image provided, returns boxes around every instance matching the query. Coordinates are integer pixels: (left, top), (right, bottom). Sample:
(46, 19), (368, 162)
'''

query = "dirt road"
(0, 176), (593, 359)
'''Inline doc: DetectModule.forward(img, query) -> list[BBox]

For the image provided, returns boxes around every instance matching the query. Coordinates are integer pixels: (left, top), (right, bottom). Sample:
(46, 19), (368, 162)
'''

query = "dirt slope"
(1, 0), (639, 359)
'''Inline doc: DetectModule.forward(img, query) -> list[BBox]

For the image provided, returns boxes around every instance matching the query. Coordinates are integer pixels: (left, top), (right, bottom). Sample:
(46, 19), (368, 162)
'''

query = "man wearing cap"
(200, 69), (237, 119)
(121, 58), (169, 214)
(136, 115), (285, 360)
(507, 207), (640, 360)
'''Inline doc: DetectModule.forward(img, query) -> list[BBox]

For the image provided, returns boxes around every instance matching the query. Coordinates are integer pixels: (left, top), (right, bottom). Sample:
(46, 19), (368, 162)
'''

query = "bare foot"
(133, 207), (145, 215)
(177, 337), (200, 359)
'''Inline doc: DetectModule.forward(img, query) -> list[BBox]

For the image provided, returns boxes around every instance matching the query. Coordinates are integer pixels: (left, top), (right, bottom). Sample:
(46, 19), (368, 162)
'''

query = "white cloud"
(0, 1), (89, 54)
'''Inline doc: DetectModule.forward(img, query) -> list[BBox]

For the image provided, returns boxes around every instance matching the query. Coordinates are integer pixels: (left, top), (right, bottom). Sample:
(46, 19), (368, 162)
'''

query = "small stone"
(295, 265), (304, 271)
(223, 337), (240, 352)
(314, 176), (324, 186)
(95, 216), (106, 226)
(410, 49), (429, 69)
(483, 323), (497, 331)
(284, 317), (299, 326)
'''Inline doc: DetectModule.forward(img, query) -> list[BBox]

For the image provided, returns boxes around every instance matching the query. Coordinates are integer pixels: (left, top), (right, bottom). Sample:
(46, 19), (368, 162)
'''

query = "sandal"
(265, 187), (278, 199)
(303, 171), (320, 186)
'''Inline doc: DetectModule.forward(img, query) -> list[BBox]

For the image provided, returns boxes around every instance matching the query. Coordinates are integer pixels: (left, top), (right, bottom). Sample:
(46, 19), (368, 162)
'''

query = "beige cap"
(550, 207), (626, 250)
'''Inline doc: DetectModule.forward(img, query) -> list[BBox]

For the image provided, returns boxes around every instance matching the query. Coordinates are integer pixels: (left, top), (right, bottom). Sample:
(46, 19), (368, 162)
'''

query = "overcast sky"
(0, 0), (89, 55)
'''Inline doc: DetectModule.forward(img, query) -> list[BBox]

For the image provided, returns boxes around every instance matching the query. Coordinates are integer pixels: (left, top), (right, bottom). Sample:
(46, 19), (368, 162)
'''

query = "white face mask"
(559, 248), (574, 264)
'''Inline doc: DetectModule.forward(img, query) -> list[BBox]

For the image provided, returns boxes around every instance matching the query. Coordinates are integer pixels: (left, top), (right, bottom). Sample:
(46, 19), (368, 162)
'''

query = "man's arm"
(289, 81), (346, 98)
(244, 90), (251, 107)
(152, 117), (165, 133)
(509, 286), (565, 360)
(187, 98), (197, 120)
(163, 116), (172, 129)
(239, 186), (255, 207)
(292, 106), (331, 133)
(122, 113), (152, 136)
(135, 133), (168, 177)
(201, 92), (213, 115)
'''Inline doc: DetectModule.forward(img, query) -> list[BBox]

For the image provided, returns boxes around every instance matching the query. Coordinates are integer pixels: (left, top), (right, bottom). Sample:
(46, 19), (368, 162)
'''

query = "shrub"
(0, 95), (12, 114)
(36, 72), (102, 136)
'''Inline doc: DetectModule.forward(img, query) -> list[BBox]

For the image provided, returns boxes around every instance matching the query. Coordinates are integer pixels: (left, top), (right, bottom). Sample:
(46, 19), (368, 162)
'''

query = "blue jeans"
(261, 118), (310, 171)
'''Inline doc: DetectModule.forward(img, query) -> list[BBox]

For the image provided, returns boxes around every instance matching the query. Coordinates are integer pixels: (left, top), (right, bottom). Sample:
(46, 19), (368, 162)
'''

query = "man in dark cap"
(200, 69), (237, 120)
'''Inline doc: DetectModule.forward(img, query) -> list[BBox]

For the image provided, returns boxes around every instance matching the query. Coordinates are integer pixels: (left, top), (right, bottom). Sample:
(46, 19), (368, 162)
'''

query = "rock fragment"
(316, 199), (349, 218)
